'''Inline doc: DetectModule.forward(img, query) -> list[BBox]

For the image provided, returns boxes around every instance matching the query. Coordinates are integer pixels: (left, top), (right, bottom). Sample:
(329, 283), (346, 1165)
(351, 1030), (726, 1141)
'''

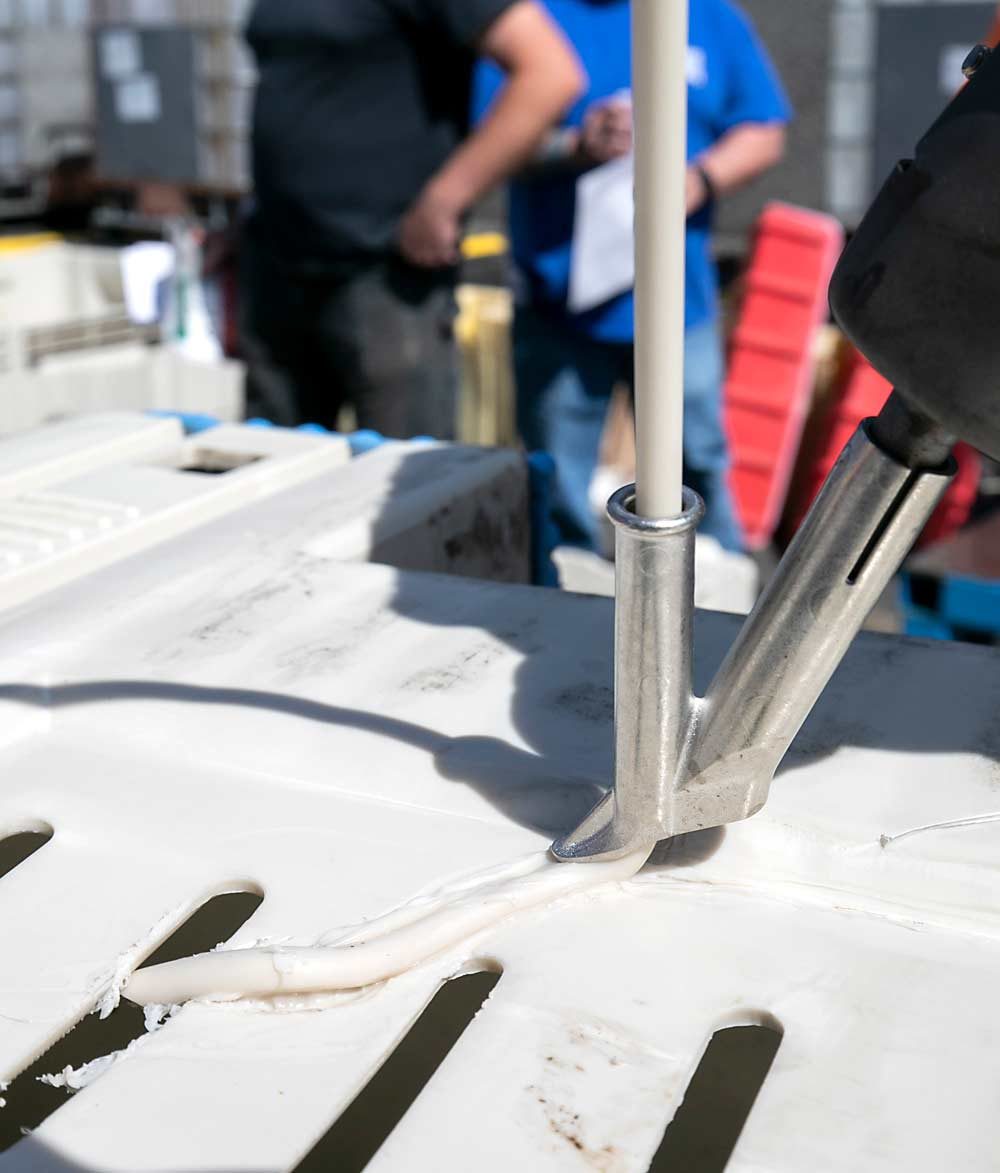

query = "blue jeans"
(515, 308), (744, 552)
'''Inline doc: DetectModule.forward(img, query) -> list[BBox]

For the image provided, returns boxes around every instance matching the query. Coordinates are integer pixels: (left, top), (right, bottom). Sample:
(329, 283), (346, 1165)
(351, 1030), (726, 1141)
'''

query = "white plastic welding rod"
(633, 0), (689, 520)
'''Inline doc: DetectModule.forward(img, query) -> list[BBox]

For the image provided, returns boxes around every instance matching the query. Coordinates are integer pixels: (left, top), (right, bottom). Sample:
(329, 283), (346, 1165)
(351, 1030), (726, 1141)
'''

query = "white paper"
(100, 28), (142, 80)
(115, 74), (161, 124)
(939, 45), (970, 97)
(687, 45), (708, 88)
(120, 241), (175, 326)
(568, 153), (635, 314)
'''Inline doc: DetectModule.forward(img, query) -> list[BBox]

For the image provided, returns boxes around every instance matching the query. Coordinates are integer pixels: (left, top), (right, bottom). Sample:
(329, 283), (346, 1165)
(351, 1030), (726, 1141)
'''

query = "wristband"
(695, 163), (717, 209)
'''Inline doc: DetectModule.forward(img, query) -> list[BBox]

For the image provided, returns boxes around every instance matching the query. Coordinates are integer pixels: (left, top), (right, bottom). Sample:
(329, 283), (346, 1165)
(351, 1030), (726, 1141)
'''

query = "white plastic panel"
(0, 420), (529, 616)
(0, 482), (996, 1170)
(0, 412), (180, 496)
(0, 415), (353, 611)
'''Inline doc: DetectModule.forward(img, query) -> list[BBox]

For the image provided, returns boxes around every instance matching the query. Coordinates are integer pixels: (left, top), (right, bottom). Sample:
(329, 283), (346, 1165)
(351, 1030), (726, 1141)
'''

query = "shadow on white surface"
(0, 681), (604, 840)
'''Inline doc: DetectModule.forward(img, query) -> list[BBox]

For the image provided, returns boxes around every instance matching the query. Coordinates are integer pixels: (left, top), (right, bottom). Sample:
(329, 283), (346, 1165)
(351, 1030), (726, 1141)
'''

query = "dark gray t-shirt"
(246, 0), (516, 272)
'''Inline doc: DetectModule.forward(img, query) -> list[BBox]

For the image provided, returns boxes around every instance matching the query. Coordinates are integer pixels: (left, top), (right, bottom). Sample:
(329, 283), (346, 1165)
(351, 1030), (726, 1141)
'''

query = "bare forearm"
(697, 123), (786, 198)
(398, 1), (583, 268)
(428, 69), (583, 213)
(424, 0), (583, 214)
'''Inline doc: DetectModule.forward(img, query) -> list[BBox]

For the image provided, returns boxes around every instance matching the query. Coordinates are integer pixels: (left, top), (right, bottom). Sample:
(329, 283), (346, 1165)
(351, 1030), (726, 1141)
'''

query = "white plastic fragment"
(142, 1003), (178, 1033)
(38, 1036), (151, 1093)
(36, 1002), (179, 1096)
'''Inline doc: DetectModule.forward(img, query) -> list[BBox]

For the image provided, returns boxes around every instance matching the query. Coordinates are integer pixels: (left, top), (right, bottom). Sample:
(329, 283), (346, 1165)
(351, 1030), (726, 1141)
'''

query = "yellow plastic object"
(0, 232), (62, 255)
(460, 232), (508, 261)
(454, 284), (516, 448)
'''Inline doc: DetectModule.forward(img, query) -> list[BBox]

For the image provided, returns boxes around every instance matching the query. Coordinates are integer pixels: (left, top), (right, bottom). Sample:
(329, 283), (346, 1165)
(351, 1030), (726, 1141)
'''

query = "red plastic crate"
(724, 202), (845, 550)
(785, 348), (981, 547)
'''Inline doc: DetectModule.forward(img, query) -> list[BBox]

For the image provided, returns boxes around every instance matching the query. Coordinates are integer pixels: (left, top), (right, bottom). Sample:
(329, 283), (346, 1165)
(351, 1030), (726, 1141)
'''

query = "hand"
(686, 165), (711, 216)
(578, 96), (633, 165)
(398, 184), (462, 269)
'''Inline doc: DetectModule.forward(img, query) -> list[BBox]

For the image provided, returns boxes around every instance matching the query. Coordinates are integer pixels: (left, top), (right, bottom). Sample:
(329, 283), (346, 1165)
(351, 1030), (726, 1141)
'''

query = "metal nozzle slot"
(846, 470), (922, 587)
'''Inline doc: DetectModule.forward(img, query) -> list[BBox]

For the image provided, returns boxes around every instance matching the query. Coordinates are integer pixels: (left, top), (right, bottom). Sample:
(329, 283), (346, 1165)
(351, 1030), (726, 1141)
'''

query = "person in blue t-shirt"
(473, 0), (790, 550)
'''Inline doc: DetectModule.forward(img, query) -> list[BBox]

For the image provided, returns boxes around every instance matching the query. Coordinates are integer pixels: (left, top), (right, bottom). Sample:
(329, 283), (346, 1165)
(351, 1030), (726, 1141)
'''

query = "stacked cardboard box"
(91, 0), (254, 191)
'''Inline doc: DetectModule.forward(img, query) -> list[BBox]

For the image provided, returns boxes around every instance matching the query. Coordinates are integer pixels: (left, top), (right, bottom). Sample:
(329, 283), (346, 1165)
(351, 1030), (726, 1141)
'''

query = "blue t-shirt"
(472, 0), (791, 342)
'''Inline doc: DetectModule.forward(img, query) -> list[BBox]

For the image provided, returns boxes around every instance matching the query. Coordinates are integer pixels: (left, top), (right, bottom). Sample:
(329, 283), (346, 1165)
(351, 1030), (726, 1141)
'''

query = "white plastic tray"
(0, 466), (996, 1169)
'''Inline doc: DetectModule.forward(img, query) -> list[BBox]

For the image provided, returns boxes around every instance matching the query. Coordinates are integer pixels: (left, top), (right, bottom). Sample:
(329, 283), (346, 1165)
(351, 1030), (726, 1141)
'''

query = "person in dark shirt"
(242, 0), (584, 440)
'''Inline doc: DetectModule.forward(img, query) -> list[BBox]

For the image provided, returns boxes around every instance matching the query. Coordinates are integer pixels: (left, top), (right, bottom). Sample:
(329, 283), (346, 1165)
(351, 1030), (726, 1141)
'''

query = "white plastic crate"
(195, 78), (252, 132)
(0, 240), (124, 329)
(11, 345), (245, 431)
(0, 240), (242, 429)
(0, 0), (90, 27)
(195, 128), (248, 190)
(0, 486), (994, 1168)
(0, 23), (91, 178)
(0, 413), (529, 614)
(194, 26), (254, 83)
(0, 412), (353, 609)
